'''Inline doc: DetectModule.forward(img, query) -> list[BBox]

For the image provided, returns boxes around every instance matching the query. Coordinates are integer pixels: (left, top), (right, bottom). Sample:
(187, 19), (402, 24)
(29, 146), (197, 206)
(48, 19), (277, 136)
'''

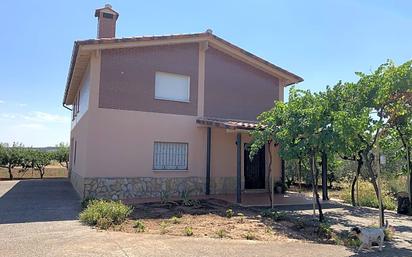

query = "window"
(153, 142), (188, 170)
(155, 72), (190, 102)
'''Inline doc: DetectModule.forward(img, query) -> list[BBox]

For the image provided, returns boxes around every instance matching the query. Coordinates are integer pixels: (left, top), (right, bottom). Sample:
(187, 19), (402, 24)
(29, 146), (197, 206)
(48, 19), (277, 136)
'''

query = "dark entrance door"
(244, 144), (265, 189)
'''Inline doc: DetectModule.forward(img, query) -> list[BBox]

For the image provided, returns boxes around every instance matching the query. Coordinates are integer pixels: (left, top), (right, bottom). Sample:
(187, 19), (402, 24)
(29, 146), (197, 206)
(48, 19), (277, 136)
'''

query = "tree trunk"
(311, 154), (324, 222)
(364, 154), (385, 227)
(407, 147), (411, 202)
(39, 167), (45, 179)
(370, 177), (385, 227)
(351, 159), (363, 206)
(298, 159), (302, 193)
(321, 152), (328, 200)
(7, 165), (13, 180)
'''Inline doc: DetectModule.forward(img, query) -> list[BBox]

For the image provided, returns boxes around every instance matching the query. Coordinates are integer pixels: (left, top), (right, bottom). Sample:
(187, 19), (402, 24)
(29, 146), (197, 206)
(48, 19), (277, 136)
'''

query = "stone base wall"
(70, 170), (85, 198)
(211, 177), (237, 194)
(84, 177), (205, 200)
(71, 175), (240, 200)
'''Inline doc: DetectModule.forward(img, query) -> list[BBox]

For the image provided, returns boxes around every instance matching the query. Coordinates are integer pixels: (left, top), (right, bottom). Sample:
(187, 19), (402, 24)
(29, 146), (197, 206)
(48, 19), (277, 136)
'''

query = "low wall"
(70, 175), (240, 200)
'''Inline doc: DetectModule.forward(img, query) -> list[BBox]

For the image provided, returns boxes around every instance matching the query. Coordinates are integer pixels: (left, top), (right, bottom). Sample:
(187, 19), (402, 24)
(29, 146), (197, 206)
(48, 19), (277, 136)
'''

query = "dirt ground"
(0, 165), (68, 180)
(108, 197), (412, 255)
(112, 198), (340, 245)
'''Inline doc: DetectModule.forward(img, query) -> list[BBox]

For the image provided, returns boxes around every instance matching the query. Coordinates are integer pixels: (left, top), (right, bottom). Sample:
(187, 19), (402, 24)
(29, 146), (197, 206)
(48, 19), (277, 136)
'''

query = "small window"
(102, 13), (114, 19)
(153, 142), (188, 170)
(155, 72), (190, 102)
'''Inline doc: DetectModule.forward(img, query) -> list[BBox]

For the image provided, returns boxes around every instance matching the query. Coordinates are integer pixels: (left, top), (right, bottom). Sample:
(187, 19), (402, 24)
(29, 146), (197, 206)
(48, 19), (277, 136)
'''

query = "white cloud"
(17, 103), (28, 107)
(0, 100), (4, 104)
(13, 123), (47, 130)
(0, 113), (17, 119)
(23, 111), (70, 123)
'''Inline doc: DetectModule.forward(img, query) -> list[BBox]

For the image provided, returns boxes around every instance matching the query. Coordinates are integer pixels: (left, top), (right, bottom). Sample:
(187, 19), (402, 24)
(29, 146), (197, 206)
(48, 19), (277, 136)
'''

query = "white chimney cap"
(105, 4), (112, 8)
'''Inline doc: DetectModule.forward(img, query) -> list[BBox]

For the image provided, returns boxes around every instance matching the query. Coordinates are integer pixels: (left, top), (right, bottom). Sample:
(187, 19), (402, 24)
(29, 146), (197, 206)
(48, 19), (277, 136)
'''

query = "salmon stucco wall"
(204, 46), (280, 121)
(99, 43), (199, 116)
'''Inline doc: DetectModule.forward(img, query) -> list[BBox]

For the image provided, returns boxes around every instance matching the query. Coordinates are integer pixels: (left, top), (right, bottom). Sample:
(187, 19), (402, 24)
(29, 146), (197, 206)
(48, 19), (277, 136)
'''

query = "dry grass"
(0, 165), (67, 180)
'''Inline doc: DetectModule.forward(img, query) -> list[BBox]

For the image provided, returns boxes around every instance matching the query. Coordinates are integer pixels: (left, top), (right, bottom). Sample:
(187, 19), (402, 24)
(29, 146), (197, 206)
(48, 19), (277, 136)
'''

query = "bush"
(79, 200), (132, 228)
(245, 231), (256, 240)
(81, 197), (97, 209)
(160, 221), (168, 234)
(96, 217), (112, 230)
(216, 229), (227, 238)
(226, 209), (234, 218)
(339, 181), (397, 210)
(184, 226), (193, 236)
(133, 220), (145, 232)
(261, 209), (287, 221)
(170, 216), (181, 224)
(317, 222), (333, 239)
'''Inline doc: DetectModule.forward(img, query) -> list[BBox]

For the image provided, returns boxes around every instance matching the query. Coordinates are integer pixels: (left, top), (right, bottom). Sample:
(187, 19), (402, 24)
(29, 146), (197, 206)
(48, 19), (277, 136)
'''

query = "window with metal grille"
(153, 142), (188, 170)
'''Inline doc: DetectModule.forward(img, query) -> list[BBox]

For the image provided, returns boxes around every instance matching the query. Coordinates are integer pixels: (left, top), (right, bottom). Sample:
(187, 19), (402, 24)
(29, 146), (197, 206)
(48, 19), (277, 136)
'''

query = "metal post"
(281, 159), (285, 193)
(206, 127), (211, 195)
(236, 133), (242, 204)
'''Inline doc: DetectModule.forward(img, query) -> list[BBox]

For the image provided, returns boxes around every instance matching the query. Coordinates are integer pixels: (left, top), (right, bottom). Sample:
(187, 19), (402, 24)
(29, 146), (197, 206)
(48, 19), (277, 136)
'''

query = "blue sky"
(0, 0), (411, 146)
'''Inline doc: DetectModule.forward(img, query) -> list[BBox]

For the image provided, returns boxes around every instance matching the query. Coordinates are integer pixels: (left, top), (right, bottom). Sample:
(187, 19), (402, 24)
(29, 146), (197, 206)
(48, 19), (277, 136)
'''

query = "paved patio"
(124, 191), (321, 207)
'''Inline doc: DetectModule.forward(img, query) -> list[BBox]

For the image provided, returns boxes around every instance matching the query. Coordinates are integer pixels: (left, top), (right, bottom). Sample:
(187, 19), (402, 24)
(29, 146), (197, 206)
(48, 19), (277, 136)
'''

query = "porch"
(197, 117), (285, 204)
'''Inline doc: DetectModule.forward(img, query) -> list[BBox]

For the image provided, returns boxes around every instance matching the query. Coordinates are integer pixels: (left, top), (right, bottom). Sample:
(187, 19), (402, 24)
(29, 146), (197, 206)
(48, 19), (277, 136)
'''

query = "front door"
(244, 144), (265, 189)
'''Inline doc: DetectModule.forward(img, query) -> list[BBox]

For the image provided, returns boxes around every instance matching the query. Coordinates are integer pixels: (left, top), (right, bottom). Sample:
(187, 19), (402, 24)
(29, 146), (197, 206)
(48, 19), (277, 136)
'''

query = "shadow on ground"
(0, 179), (80, 224)
(266, 202), (412, 257)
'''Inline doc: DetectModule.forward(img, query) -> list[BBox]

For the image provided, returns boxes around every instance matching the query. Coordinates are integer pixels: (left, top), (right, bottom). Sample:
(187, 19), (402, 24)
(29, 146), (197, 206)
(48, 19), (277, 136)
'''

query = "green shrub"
(339, 181), (397, 210)
(261, 209), (287, 221)
(79, 200), (132, 227)
(226, 209), (234, 218)
(216, 229), (227, 238)
(184, 226), (193, 236)
(160, 190), (170, 205)
(133, 220), (145, 232)
(317, 222), (333, 239)
(96, 217), (112, 230)
(160, 221), (168, 234)
(170, 216), (181, 224)
(333, 231), (361, 248)
(81, 197), (97, 209)
(245, 231), (256, 240)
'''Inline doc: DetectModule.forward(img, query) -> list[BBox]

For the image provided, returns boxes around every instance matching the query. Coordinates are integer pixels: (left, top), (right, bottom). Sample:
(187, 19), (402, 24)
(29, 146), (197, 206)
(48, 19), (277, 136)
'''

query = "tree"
(251, 88), (335, 222)
(250, 101), (287, 207)
(53, 142), (70, 169)
(0, 143), (25, 180)
(32, 150), (52, 179)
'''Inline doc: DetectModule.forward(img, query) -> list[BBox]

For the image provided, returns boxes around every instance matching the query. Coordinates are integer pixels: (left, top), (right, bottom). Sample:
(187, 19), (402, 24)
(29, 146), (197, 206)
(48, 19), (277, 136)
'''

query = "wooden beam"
(206, 127), (211, 195)
(236, 133), (242, 203)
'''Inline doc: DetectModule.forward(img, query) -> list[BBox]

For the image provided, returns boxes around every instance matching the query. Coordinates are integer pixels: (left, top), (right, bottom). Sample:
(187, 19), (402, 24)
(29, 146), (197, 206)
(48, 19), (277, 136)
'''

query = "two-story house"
(63, 4), (303, 202)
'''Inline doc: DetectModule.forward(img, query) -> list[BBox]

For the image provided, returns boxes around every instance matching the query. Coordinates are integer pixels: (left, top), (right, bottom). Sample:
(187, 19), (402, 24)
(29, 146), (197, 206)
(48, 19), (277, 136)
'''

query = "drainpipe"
(236, 133), (242, 204)
(206, 127), (211, 195)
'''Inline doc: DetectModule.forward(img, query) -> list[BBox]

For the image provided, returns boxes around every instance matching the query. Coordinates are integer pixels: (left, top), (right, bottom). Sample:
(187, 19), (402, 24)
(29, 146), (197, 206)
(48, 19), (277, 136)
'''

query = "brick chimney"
(94, 4), (119, 39)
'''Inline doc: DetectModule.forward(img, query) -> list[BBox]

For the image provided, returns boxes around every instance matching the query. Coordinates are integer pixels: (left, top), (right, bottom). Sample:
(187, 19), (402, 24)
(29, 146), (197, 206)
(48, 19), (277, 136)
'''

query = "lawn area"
(0, 165), (67, 180)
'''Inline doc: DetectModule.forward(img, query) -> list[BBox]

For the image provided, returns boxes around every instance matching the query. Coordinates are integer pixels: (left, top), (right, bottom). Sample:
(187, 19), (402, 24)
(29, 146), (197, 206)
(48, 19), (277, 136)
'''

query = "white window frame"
(153, 142), (189, 171)
(154, 71), (190, 103)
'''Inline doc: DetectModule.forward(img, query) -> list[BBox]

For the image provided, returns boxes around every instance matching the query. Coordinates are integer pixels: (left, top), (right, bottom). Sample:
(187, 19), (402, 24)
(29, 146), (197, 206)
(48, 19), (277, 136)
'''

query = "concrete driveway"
(0, 179), (354, 257)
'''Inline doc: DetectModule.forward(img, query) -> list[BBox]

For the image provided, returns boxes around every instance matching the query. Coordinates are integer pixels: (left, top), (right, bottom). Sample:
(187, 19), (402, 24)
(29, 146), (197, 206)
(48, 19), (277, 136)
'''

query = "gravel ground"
(1, 179), (410, 256)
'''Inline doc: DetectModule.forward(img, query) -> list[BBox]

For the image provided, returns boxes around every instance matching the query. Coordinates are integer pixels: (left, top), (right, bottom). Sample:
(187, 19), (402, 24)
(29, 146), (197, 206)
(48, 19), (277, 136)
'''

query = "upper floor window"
(155, 72), (190, 102)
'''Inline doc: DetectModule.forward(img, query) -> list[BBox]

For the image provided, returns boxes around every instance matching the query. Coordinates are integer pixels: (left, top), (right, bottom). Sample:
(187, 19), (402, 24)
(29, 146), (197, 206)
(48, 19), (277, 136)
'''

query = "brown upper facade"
(63, 5), (303, 121)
